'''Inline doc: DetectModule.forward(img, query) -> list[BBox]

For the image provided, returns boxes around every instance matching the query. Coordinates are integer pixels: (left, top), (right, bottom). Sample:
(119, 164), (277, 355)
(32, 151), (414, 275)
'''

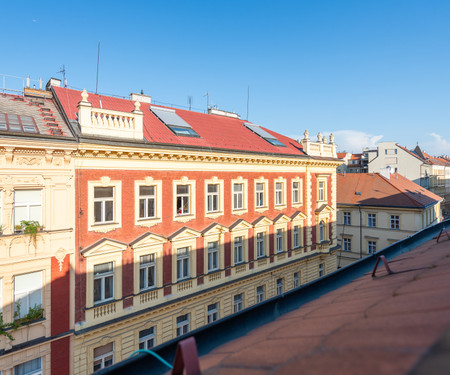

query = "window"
(318, 181), (325, 201)
(0, 278), (2, 314)
(293, 272), (300, 288)
(276, 278), (284, 295)
(256, 285), (265, 303)
(319, 221), (325, 242)
(343, 212), (351, 225)
(176, 314), (190, 336)
(293, 225), (300, 248)
(368, 241), (377, 254)
(94, 187), (114, 224)
(94, 262), (114, 304)
(275, 182), (283, 205)
(139, 254), (155, 291)
(176, 185), (190, 215)
(233, 293), (243, 313)
(139, 186), (156, 219)
(390, 215), (400, 229)
(343, 238), (351, 251)
(207, 303), (219, 323)
(319, 263), (325, 277)
(292, 181), (300, 204)
(151, 106), (199, 137)
(234, 236), (243, 265)
(14, 190), (42, 226)
(139, 327), (155, 350)
(255, 183), (265, 208)
(256, 232), (265, 258)
(93, 343), (114, 372)
(0, 113), (38, 133)
(14, 357), (42, 375)
(207, 241), (219, 272)
(177, 247), (190, 280)
(207, 184), (219, 212)
(233, 183), (243, 210)
(14, 271), (42, 319)
(368, 213), (376, 228)
(276, 228), (283, 253)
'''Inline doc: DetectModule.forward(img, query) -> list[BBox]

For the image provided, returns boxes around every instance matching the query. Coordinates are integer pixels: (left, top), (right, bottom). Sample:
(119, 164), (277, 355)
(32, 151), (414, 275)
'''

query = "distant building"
(336, 172), (442, 267)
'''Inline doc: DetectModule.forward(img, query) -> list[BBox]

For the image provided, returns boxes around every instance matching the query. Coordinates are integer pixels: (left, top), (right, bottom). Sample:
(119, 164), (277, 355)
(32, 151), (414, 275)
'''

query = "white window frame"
(254, 177), (268, 211)
(135, 178), (163, 227)
(207, 184), (219, 213)
(94, 187), (114, 224)
(291, 177), (303, 207)
(293, 225), (300, 249)
(205, 177), (224, 219)
(173, 178), (196, 222)
(207, 241), (219, 273)
(368, 241), (377, 254)
(293, 272), (300, 288)
(343, 212), (351, 225)
(176, 314), (190, 336)
(139, 327), (155, 350)
(343, 238), (351, 251)
(233, 183), (244, 210)
(234, 236), (244, 265)
(256, 285), (265, 303)
(88, 178), (122, 233)
(14, 357), (42, 375)
(292, 181), (300, 205)
(276, 228), (283, 253)
(93, 262), (114, 305)
(231, 177), (248, 214)
(317, 176), (328, 202)
(275, 182), (283, 206)
(319, 220), (325, 242)
(319, 263), (325, 277)
(139, 185), (156, 219)
(233, 293), (243, 313)
(176, 185), (190, 215)
(207, 302), (219, 323)
(390, 215), (400, 229)
(256, 232), (265, 258)
(276, 278), (284, 295)
(14, 271), (42, 319)
(139, 254), (156, 291)
(93, 343), (114, 372)
(14, 189), (42, 226)
(176, 247), (190, 281)
(368, 213), (376, 227)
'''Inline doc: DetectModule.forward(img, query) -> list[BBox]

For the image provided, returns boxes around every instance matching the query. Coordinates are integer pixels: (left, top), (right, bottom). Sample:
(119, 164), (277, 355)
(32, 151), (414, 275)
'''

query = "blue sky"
(2, 0), (450, 154)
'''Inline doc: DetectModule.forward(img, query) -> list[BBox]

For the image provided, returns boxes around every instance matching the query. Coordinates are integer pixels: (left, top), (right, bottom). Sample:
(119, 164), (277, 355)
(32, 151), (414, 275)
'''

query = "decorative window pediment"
(130, 232), (167, 250)
(229, 219), (253, 232)
(169, 227), (202, 242)
(202, 223), (229, 237)
(315, 204), (334, 214)
(253, 216), (273, 227)
(291, 211), (307, 221)
(273, 213), (291, 224)
(81, 238), (127, 258)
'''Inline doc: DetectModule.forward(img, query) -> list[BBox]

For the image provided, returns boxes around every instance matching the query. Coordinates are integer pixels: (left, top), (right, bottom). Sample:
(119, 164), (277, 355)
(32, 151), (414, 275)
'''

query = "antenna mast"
(188, 96), (192, 111)
(58, 65), (67, 87)
(204, 91), (209, 112)
(96, 42), (100, 94)
(246, 85), (250, 120)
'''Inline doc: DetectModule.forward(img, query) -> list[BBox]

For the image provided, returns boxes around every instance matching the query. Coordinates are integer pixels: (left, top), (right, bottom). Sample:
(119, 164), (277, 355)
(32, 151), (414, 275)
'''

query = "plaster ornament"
(134, 100), (141, 111)
(329, 133), (335, 143)
(81, 89), (89, 102)
(304, 129), (309, 140)
(317, 132), (322, 142)
(322, 136), (327, 143)
(55, 248), (67, 271)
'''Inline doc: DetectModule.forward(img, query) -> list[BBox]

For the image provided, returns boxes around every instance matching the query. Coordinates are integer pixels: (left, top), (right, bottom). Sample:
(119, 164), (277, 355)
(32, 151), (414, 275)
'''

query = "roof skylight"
(243, 122), (285, 147)
(150, 106), (199, 137)
(0, 113), (39, 134)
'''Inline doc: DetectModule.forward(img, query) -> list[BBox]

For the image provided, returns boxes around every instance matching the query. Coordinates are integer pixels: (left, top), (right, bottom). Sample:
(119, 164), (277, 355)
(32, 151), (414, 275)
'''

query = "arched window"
(319, 220), (325, 242)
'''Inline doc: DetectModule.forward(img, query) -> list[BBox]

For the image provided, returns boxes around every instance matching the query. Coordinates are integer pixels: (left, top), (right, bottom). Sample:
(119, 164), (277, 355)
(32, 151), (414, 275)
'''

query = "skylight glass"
(150, 106), (199, 137)
(0, 113), (38, 133)
(243, 122), (285, 147)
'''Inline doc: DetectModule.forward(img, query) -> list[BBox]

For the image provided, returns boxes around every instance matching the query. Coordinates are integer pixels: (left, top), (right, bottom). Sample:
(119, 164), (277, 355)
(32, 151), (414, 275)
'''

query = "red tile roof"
(199, 236), (450, 375)
(53, 87), (305, 156)
(337, 173), (442, 208)
(337, 152), (347, 159)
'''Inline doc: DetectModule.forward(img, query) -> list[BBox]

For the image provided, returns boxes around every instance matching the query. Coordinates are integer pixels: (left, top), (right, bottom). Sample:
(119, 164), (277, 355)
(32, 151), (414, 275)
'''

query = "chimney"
(130, 92), (151, 104)
(46, 78), (61, 90)
(208, 107), (240, 119)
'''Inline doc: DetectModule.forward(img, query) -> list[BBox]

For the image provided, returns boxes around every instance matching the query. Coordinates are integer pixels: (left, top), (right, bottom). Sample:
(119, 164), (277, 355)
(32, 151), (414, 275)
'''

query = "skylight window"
(0, 113), (39, 133)
(243, 122), (285, 147)
(150, 106), (199, 137)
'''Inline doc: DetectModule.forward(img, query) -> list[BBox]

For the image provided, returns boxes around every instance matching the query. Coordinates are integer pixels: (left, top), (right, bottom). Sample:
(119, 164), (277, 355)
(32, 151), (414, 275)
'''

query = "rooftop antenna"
(57, 65), (67, 87)
(246, 85), (250, 120)
(95, 42), (100, 94)
(188, 96), (192, 111)
(204, 91), (210, 112)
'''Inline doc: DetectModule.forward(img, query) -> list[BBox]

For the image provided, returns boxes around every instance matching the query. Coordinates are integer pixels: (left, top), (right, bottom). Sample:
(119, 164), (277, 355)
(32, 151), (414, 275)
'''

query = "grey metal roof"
(243, 122), (276, 140)
(150, 106), (192, 128)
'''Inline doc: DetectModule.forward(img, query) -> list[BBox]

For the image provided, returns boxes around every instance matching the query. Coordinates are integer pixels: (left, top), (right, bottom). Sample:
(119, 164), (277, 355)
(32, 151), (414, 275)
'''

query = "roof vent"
(130, 92), (151, 104)
(355, 191), (362, 195)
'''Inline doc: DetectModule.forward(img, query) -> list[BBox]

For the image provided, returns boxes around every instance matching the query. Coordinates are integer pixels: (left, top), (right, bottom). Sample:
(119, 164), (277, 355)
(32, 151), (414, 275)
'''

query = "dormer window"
(150, 106), (199, 137)
(0, 113), (39, 133)
(243, 122), (286, 147)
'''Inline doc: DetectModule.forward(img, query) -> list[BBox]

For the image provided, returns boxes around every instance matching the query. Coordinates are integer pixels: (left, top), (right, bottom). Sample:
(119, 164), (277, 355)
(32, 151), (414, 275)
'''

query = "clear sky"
(2, 0), (450, 155)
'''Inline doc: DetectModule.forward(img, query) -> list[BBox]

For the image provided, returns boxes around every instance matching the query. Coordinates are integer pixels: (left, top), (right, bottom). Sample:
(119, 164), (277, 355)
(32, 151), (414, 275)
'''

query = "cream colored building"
(0, 87), (76, 374)
(336, 173), (442, 267)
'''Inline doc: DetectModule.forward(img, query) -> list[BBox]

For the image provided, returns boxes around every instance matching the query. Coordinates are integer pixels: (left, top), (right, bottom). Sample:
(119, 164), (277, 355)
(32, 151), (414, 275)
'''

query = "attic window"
(243, 122), (286, 147)
(150, 106), (199, 137)
(0, 113), (39, 133)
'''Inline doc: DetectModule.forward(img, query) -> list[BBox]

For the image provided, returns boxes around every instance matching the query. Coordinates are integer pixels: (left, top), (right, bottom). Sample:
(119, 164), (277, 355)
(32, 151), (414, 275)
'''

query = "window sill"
(255, 206), (268, 213)
(90, 222), (121, 233)
(292, 203), (303, 208)
(136, 217), (162, 227)
(174, 214), (195, 223)
(205, 211), (223, 219)
(232, 208), (247, 216)
(274, 204), (287, 210)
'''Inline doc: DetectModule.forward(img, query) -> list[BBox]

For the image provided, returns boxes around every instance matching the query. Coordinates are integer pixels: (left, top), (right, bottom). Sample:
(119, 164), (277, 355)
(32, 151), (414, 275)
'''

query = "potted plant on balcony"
(14, 224), (23, 234)
(20, 220), (41, 245)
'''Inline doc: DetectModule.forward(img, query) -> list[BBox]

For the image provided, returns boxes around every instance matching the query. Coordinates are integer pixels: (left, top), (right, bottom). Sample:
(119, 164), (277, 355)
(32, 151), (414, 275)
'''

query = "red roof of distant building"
(337, 173), (442, 208)
(53, 86), (305, 156)
(337, 152), (347, 159)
